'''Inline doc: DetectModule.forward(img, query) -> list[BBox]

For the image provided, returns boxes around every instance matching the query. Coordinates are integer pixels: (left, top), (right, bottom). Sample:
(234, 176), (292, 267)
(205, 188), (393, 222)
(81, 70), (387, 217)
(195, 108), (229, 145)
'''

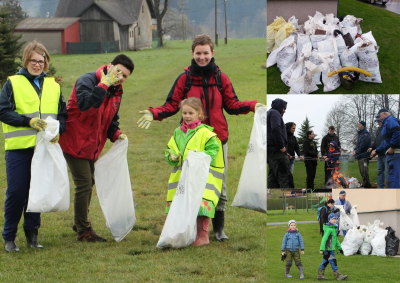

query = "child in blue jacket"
(281, 220), (305, 279)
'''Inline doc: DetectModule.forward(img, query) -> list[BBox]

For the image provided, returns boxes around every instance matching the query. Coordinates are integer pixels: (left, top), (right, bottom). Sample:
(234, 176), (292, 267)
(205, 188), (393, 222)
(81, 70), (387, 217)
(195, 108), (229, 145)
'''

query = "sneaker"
(77, 228), (107, 242)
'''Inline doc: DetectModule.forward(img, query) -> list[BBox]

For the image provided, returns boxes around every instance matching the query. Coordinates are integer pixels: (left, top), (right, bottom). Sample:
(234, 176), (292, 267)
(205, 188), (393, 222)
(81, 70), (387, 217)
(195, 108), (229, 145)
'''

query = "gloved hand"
(118, 134), (127, 140)
(166, 149), (181, 162)
(137, 110), (153, 129)
(50, 133), (60, 144)
(100, 65), (122, 87)
(281, 253), (287, 261)
(254, 103), (266, 112)
(29, 117), (47, 131)
(338, 249), (344, 255)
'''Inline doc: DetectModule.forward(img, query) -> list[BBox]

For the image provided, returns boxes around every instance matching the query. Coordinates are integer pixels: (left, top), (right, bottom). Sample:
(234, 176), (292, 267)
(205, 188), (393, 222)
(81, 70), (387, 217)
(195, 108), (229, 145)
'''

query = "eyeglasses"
(29, 59), (46, 66)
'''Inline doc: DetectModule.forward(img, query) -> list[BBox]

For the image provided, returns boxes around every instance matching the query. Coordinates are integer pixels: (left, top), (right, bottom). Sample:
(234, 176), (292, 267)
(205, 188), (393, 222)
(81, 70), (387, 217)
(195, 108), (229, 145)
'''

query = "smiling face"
(27, 52), (45, 76)
(309, 131), (315, 140)
(290, 124), (296, 134)
(181, 104), (200, 124)
(107, 63), (131, 86)
(192, 44), (215, 67)
(289, 223), (296, 231)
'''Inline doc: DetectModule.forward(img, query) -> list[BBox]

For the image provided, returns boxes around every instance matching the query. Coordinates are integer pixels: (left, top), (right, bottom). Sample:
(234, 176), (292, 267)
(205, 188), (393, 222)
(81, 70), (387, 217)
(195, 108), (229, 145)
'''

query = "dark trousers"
(64, 153), (95, 233)
(267, 151), (294, 188)
(2, 148), (41, 241)
(324, 163), (332, 184)
(305, 161), (317, 189)
(358, 158), (371, 188)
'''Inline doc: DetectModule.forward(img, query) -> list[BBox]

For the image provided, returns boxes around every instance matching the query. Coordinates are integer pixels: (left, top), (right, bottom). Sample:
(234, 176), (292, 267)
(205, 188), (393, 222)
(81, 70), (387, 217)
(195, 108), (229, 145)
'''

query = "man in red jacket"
(59, 54), (134, 242)
(137, 34), (264, 241)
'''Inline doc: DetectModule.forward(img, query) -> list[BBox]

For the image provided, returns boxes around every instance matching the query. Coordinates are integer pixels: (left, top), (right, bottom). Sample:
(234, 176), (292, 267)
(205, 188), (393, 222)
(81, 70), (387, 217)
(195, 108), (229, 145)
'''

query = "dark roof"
(55, 0), (155, 25)
(14, 17), (80, 30)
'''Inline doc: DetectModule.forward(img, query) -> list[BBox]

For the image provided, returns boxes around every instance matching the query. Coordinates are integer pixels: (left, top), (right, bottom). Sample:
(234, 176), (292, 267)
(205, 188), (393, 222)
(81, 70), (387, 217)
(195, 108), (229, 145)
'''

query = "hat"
(375, 108), (389, 118)
(288, 220), (296, 227)
(329, 142), (335, 146)
(328, 213), (337, 222)
(339, 190), (346, 195)
(359, 121), (366, 127)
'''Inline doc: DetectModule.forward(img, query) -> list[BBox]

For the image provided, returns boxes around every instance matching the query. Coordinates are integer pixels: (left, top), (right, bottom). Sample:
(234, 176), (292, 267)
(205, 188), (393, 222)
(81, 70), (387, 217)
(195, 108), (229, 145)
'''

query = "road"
(267, 221), (318, 225)
(356, 0), (400, 14)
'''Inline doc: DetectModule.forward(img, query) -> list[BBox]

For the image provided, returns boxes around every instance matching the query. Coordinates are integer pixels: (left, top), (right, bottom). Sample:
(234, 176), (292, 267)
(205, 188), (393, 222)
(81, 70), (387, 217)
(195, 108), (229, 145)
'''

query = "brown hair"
(180, 97), (206, 121)
(22, 41), (50, 72)
(329, 126), (335, 130)
(191, 34), (214, 52)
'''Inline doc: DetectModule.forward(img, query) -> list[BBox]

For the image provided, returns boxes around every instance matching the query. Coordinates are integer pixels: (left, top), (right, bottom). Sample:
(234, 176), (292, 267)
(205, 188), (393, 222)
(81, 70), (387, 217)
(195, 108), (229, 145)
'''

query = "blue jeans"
(289, 159), (295, 174)
(319, 250), (338, 272)
(377, 155), (387, 188)
(387, 153), (400, 189)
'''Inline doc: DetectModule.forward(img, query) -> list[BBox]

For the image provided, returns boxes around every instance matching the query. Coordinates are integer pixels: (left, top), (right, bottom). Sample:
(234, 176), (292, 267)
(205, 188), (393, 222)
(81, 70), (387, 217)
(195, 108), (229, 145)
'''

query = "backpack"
(317, 206), (327, 222)
(183, 70), (224, 98)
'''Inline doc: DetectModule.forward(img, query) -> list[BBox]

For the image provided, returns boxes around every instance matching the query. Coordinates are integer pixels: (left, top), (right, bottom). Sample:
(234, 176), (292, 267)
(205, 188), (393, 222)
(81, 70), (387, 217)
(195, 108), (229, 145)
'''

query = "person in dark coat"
(267, 98), (294, 188)
(285, 122), (304, 174)
(352, 121), (372, 188)
(303, 130), (319, 189)
(321, 126), (341, 183)
(367, 119), (386, 188)
(319, 199), (339, 237)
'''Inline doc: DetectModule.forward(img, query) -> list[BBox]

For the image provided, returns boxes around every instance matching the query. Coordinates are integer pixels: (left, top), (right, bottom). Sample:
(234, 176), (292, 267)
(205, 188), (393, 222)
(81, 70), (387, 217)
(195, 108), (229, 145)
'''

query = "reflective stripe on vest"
(2, 75), (60, 150)
(166, 127), (225, 207)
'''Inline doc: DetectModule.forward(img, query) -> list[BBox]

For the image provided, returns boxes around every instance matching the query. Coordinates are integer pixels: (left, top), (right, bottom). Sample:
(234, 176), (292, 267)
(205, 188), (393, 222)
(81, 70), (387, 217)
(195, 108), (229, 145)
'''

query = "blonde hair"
(22, 41), (50, 72)
(180, 97), (206, 121)
(191, 34), (214, 52)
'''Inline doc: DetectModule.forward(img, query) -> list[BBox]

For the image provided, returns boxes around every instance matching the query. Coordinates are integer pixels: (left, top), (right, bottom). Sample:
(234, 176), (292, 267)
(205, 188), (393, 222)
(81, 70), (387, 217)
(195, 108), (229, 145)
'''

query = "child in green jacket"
(318, 214), (348, 281)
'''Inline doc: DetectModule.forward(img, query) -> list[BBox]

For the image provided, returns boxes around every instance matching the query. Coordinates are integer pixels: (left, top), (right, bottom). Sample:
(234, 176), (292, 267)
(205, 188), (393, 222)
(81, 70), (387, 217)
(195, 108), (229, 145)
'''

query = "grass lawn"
(268, 160), (379, 188)
(0, 39), (266, 282)
(267, 223), (400, 282)
(266, 0), (400, 94)
(267, 210), (317, 223)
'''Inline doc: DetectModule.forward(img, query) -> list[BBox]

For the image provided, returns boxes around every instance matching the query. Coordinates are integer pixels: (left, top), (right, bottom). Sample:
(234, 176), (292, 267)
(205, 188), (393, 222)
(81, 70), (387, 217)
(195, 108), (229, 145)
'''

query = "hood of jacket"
(286, 122), (294, 135)
(271, 98), (287, 115)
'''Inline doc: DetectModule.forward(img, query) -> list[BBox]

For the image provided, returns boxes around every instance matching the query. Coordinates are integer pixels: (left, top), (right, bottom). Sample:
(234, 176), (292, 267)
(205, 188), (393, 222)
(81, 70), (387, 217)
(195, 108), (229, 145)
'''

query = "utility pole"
(180, 0), (185, 41)
(224, 0), (227, 44)
(215, 0), (218, 46)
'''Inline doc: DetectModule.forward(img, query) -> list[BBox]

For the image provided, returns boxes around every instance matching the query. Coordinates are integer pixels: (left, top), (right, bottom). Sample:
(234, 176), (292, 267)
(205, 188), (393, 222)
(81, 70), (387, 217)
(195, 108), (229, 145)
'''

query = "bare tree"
(151, 0), (171, 47)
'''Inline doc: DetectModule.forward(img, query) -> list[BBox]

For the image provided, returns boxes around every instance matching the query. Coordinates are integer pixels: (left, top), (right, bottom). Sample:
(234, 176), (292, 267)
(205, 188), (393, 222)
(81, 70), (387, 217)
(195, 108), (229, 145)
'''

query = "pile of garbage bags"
(338, 206), (399, 257)
(267, 12), (382, 94)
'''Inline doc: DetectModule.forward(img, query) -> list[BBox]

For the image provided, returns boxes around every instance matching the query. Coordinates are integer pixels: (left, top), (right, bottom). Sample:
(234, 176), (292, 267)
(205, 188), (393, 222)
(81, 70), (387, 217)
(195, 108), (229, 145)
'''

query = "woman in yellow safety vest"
(165, 97), (224, 246)
(0, 41), (67, 252)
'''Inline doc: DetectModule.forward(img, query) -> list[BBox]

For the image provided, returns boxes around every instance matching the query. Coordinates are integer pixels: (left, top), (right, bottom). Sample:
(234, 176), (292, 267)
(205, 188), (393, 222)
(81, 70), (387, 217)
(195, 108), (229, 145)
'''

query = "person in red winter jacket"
(137, 34), (265, 241)
(59, 54), (134, 242)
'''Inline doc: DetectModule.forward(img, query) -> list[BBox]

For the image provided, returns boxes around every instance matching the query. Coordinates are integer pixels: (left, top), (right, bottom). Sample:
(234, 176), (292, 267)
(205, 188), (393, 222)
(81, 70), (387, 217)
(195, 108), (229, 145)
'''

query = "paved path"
(267, 221), (318, 225)
(356, 0), (400, 15)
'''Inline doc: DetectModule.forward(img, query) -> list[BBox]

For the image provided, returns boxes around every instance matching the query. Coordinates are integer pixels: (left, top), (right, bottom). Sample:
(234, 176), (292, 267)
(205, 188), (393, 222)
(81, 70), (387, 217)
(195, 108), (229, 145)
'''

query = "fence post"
(283, 191), (285, 214)
(306, 192), (308, 212)
(319, 196), (321, 207)
(295, 194), (297, 213)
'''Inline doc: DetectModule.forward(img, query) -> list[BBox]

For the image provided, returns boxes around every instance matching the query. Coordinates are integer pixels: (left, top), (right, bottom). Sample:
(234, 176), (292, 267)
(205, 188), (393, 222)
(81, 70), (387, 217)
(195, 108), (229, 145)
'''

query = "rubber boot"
(4, 240), (19, 252)
(285, 267), (292, 278)
(298, 266), (304, 279)
(24, 229), (44, 249)
(212, 210), (229, 241)
(193, 216), (210, 246)
(333, 270), (348, 281)
(317, 268), (329, 280)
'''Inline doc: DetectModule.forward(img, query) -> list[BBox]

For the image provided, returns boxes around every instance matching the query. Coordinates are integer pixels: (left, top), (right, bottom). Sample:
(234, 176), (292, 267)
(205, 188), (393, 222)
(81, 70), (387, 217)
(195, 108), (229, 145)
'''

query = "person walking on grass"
(59, 54), (133, 242)
(318, 214), (348, 281)
(164, 97), (223, 246)
(352, 121), (372, 188)
(286, 122), (304, 174)
(0, 41), (67, 252)
(367, 119), (387, 188)
(303, 130), (319, 189)
(137, 34), (264, 241)
(281, 220), (305, 279)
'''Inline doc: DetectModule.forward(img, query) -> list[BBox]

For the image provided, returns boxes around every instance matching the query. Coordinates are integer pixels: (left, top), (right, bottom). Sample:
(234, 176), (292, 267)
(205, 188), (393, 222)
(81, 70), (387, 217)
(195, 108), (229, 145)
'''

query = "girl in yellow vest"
(165, 97), (224, 246)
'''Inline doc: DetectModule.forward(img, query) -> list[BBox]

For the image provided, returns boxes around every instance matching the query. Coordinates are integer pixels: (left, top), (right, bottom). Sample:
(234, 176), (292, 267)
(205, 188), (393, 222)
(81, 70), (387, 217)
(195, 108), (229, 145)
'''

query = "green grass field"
(267, 210), (317, 223)
(267, 0), (400, 94)
(0, 39), (266, 282)
(267, 222), (400, 282)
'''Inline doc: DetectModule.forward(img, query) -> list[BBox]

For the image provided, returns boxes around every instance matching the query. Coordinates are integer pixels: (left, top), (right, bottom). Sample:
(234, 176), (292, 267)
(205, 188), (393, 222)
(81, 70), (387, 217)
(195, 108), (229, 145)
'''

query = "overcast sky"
(267, 95), (344, 140)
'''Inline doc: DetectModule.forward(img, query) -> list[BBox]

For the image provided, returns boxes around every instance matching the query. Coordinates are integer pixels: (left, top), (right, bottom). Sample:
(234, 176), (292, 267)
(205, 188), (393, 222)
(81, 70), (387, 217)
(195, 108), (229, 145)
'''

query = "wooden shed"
(55, 0), (155, 51)
(267, 0), (339, 25)
(14, 17), (80, 55)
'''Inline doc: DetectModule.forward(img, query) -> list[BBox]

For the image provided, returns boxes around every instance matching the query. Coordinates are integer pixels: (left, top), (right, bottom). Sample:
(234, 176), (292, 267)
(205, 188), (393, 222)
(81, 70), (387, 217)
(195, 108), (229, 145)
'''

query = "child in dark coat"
(323, 141), (340, 182)
(281, 220), (305, 279)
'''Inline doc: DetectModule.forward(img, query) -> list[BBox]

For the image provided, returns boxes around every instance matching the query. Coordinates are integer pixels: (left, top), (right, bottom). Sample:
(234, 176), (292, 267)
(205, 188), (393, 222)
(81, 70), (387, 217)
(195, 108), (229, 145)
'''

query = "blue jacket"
(354, 128), (371, 160)
(372, 127), (385, 156)
(334, 197), (352, 214)
(267, 98), (287, 152)
(326, 141), (339, 169)
(281, 230), (304, 252)
(376, 115), (400, 154)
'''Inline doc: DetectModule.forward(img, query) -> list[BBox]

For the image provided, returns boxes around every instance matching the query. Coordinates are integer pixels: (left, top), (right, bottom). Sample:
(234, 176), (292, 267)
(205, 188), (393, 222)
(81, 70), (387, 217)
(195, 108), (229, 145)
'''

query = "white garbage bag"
(232, 107), (266, 213)
(341, 227), (364, 256)
(339, 207), (354, 231)
(349, 205), (360, 227)
(267, 36), (296, 72)
(157, 151), (210, 248)
(287, 61), (325, 94)
(341, 26), (358, 41)
(361, 31), (377, 47)
(369, 220), (386, 238)
(371, 229), (388, 257)
(335, 34), (347, 57)
(288, 15), (298, 28)
(340, 47), (359, 72)
(320, 52), (341, 92)
(281, 43), (311, 87)
(310, 34), (326, 49)
(355, 44), (382, 83)
(359, 228), (373, 255)
(349, 37), (364, 53)
(296, 34), (311, 60)
(27, 117), (69, 213)
(95, 138), (135, 242)
(317, 38), (342, 70)
(305, 50), (325, 85)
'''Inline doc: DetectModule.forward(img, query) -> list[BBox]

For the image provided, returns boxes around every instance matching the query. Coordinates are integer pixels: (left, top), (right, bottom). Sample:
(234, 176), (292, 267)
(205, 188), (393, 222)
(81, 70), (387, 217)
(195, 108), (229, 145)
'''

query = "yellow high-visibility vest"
(167, 127), (225, 207)
(2, 75), (60, 150)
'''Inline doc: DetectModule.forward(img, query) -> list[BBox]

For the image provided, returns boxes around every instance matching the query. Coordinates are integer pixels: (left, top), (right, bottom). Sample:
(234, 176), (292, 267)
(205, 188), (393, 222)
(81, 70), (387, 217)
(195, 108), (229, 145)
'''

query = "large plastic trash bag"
(232, 107), (266, 213)
(349, 205), (360, 227)
(296, 34), (311, 60)
(281, 43), (312, 87)
(273, 22), (296, 52)
(340, 47), (359, 71)
(355, 44), (382, 83)
(267, 36), (296, 72)
(267, 17), (286, 53)
(305, 50), (325, 85)
(157, 151), (210, 248)
(385, 227), (400, 256)
(371, 229), (388, 257)
(359, 227), (373, 255)
(341, 226), (364, 256)
(27, 117), (69, 213)
(338, 207), (354, 231)
(288, 15), (298, 28)
(287, 61), (325, 94)
(95, 138), (136, 242)
(320, 52), (341, 92)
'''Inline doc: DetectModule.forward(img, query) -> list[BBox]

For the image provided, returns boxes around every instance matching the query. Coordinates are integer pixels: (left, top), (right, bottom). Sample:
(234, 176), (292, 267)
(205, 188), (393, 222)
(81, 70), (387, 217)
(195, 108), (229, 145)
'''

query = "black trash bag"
(385, 226), (400, 256)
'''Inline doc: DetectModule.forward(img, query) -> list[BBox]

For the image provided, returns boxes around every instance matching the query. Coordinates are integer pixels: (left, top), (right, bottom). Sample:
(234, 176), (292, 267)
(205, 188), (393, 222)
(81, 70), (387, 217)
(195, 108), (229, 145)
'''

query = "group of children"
(281, 216), (348, 281)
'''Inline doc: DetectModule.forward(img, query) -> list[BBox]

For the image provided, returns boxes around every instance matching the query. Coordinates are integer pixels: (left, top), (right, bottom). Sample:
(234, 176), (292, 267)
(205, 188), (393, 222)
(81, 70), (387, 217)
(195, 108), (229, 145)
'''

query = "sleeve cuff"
(112, 130), (121, 142)
(22, 116), (32, 127)
(98, 82), (109, 90)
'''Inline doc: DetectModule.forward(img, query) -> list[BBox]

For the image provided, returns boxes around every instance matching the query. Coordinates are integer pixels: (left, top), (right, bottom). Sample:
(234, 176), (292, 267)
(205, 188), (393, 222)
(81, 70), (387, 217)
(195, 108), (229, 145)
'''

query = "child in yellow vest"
(165, 97), (224, 246)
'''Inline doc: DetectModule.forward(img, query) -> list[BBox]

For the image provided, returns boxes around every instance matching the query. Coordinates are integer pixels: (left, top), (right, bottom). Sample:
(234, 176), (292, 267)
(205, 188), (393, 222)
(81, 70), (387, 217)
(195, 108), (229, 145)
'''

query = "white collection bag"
(267, 36), (296, 72)
(341, 227), (364, 256)
(95, 138), (135, 242)
(157, 151), (211, 248)
(359, 229), (373, 255)
(305, 50), (324, 85)
(27, 117), (69, 213)
(339, 207), (354, 231)
(281, 43), (311, 87)
(349, 205), (360, 227)
(232, 107), (266, 213)
(287, 61), (325, 94)
(340, 47), (359, 71)
(355, 44), (382, 83)
(320, 52), (341, 92)
(296, 34), (311, 60)
(335, 34), (347, 57)
(371, 229), (388, 257)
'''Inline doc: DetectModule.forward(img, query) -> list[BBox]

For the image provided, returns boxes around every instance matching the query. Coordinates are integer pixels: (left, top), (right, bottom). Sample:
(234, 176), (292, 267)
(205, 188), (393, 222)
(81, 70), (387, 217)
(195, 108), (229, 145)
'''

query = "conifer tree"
(297, 116), (319, 155)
